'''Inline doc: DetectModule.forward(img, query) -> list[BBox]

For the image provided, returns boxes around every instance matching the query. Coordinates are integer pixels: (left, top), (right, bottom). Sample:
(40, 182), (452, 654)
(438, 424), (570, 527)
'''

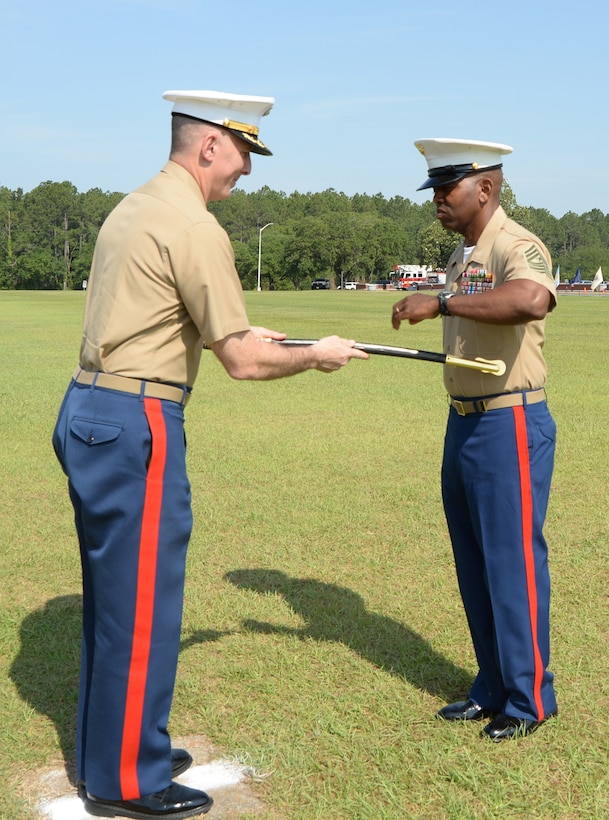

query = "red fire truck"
(391, 265), (446, 290)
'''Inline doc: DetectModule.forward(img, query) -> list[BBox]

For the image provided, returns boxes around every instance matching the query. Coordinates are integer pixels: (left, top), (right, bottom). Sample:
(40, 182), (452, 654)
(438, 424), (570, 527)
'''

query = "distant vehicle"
(344, 281), (357, 290)
(311, 278), (330, 290)
(392, 264), (446, 289)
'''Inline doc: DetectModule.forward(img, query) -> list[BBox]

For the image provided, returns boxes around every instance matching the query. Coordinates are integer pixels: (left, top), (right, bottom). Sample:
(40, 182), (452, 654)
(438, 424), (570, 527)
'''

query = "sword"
(273, 339), (506, 376)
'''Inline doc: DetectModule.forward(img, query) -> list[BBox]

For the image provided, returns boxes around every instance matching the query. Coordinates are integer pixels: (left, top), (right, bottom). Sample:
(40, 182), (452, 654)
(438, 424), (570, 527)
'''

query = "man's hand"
(392, 294), (440, 329)
(311, 335), (369, 372)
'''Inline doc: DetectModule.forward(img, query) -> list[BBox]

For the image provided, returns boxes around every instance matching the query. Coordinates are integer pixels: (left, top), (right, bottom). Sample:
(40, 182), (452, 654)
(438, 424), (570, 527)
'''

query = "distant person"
(52, 88), (368, 819)
(392, 139), (558, 742)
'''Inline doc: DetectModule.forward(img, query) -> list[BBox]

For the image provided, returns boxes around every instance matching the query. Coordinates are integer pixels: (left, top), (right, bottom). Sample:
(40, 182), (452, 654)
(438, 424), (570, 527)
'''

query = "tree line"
(1, 179), (609, 290)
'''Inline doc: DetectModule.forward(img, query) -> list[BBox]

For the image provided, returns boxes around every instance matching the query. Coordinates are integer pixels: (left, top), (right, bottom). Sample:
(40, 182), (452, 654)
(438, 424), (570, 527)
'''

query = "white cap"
(414, 138), (513, 190)
(163, 89), (274, 155)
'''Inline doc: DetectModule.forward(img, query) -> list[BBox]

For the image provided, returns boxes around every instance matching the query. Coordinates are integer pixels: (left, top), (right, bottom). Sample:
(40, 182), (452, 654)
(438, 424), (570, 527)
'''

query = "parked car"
(344, 281), (357, 290)
(311, 278), (330, 290)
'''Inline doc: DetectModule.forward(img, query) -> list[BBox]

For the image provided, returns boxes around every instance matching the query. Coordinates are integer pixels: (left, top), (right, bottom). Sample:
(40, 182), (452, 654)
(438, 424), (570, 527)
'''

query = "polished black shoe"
(77, 748), (193, 801)
(436, 699), (493, 721)
(167, 748), (194, 779)
(482, 708), (558, 742)
(84, 781), (212, 819)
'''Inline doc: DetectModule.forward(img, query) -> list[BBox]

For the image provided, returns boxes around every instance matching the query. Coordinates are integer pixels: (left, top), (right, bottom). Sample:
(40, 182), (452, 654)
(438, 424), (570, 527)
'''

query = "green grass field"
(1, 290), (609, 819)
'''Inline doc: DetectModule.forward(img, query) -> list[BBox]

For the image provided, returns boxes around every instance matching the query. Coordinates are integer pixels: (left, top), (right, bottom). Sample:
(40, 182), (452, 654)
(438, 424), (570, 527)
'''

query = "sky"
(2, 0), (607, 218)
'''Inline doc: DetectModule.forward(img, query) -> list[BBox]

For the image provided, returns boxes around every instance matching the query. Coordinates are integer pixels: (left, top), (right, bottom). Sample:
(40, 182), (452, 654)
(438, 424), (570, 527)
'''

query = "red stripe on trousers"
(512, 405), (545, 721)
(120, 398), (167, 798)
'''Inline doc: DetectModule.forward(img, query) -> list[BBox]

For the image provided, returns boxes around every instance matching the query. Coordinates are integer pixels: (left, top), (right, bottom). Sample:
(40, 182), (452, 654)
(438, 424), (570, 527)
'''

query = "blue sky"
(2, 0), (606, 217)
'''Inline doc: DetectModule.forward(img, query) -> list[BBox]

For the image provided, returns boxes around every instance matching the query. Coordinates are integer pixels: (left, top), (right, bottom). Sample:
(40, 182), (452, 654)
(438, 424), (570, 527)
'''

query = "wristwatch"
(437, 290), (455, 316)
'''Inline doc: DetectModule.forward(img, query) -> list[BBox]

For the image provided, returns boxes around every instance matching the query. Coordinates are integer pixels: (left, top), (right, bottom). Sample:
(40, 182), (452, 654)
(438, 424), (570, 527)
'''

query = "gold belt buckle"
(453, 399), (466, 416)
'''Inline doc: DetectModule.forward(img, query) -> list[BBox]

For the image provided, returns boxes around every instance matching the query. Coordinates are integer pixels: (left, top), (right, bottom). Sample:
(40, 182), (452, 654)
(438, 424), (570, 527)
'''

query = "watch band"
(438, 290), (455, 316)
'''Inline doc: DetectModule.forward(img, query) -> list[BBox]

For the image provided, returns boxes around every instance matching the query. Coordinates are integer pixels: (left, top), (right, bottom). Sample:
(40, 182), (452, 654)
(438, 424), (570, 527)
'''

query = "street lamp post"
(257, 222), (274, 292)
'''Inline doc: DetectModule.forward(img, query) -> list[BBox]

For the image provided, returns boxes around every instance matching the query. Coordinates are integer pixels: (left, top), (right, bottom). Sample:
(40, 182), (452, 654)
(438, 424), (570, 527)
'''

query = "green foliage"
(2, 177), (609, 290)
(419, 220), (460, 269)
(0, 183), (124, 290)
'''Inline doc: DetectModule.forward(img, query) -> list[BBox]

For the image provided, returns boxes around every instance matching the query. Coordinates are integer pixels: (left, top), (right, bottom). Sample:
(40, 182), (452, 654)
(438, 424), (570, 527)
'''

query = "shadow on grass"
(9, 595), (81, 780)
(8, 594), (230, 780)
(224, 569), (472, 702)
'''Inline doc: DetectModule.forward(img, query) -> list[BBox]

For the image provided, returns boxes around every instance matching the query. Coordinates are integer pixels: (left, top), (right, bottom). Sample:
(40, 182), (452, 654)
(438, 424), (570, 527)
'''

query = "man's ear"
(200, 131), (218, 163)
(478, 176), (493, 204)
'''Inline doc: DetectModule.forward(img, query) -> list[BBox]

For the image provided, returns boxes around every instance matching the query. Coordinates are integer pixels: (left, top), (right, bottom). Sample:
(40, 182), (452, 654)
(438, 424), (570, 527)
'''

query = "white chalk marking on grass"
(179, 760), (246, 789)
(38, 759), (251, 819)
(38, 795), (89, 820)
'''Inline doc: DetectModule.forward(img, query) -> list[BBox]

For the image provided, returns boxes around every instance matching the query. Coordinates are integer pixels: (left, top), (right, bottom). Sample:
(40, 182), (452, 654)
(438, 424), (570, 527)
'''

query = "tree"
(13, 247), (64, 289)
(0, 187), (24, 288)
(282, 217), (334, 289)
(1, 176), (609, 291)
(232, 238), (257, 290)
(22, 182), (79, 289)
(419, 220), (460, 269)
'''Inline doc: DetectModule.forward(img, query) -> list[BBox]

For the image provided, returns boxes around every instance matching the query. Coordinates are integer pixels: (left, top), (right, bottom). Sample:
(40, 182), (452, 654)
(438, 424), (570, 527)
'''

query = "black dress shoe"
(77, 748), (193, 801)
(84, 781), (212, 819)
(482, 709), (558, 742)
(167, 748), (194, 779)
(436, 699), (493, 721)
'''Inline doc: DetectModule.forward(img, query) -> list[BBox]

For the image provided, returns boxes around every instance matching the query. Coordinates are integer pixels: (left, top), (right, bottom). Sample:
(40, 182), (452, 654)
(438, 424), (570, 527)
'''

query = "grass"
(1, 289), (609, 818)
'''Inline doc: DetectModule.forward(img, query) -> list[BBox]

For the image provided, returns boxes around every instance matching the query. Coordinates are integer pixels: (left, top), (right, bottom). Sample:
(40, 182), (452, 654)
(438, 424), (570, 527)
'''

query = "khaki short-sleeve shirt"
(442, 206), (556, 398)
(79, 161), (250, 387)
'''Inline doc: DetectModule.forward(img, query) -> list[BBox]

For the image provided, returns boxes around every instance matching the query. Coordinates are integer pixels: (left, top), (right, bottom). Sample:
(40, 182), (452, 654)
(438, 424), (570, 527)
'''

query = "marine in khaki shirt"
(80, 160), (250, 387)
(441, 204), (556, 398)
(53, 90), (367, 820)
(391, 138), (558, 745)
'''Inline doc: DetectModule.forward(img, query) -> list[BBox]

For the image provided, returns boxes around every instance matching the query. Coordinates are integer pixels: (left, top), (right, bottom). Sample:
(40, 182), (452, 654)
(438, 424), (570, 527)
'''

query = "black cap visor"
(226, 128), (272, 156)
(417, 163), (502, 191)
